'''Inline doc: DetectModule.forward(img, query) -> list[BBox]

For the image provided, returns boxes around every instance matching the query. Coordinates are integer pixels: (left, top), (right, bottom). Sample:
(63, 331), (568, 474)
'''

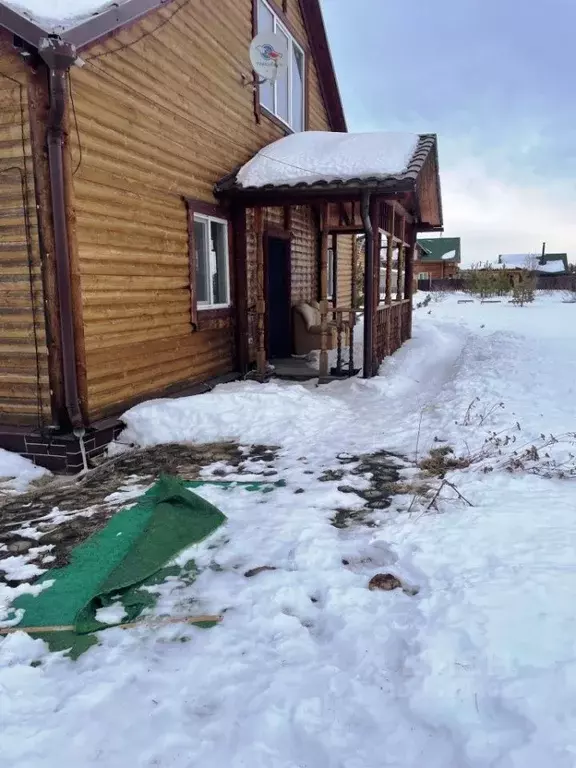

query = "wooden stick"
(0, 614), (222, 635)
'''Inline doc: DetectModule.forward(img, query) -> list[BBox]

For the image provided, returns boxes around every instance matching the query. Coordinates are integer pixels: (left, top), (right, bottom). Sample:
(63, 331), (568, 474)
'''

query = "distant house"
(497, 253), (568, 275)
(415, 237), (461, 280)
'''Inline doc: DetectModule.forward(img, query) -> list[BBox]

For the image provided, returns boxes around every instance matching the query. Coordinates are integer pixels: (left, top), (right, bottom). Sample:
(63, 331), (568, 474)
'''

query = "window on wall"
(327, 247), (335, 301)
(193, 214), (230, 309)
(257, 0), (305, 132)
(418, 272), (430, 280)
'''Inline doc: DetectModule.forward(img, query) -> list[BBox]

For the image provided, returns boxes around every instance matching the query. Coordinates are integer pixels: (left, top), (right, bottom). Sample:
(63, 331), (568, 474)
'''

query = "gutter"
(38, 38), (84, 428)
(360, 190), (374, 379)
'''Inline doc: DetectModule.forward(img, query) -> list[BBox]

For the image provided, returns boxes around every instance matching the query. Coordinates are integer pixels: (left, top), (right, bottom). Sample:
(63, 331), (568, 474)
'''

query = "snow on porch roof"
(223, 132), (436, 192)
(1, 0), (130, 31)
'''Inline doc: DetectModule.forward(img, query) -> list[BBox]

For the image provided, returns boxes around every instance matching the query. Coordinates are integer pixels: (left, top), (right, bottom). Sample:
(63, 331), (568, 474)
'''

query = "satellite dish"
(249, 32), (288, 83)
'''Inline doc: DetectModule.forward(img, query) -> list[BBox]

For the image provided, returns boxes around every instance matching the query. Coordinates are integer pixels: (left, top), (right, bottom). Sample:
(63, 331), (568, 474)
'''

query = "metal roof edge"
(0, 1), (46, 48)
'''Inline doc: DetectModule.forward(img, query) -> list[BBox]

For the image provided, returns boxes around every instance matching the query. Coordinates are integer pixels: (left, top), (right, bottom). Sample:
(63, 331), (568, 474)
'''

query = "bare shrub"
(463, 262), (511, 299)
(511, 271), (536, 306)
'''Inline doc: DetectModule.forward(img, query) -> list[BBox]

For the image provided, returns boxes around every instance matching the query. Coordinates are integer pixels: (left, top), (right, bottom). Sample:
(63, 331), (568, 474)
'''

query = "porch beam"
(319, 204), (330, 378)
(232, 206), (249, 374)
(327, 225), (365, 234)
(396, 215), (406, 301)
(254, 207), (267, 377)
(404, 224), (416, 338)
(331, 232), (338, 303)
(385, 203), (395, 305)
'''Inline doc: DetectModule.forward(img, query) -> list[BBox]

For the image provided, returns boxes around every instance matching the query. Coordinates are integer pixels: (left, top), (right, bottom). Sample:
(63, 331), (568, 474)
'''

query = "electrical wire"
(72, 0), (324, 184)
(85, 57), (322, 183)
(83, 0), (190, 61)
(67, 70), (83, 176)
(0, 68), (45, 429)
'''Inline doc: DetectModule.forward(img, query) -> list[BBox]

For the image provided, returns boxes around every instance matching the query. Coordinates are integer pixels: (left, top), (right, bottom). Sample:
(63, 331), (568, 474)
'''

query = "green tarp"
(11, 475), (228, 656)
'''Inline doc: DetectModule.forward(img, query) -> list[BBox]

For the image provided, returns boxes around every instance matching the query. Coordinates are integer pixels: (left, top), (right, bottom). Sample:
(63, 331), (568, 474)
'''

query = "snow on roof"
(441, 249), (457, 261)
(500, 254), (541, 269)
(3, 0), (127, 32)
(499, 253), (566, 273)
(236, 131), (419, 189)
(538, 260), (565, 274)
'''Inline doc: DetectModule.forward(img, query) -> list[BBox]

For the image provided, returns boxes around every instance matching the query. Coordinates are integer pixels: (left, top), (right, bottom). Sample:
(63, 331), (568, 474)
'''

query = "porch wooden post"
(331, 232), (338, 304)
(232, 205), (249, 374)
(254, 207), (266, 377)
(405, 224), (416, 338)
(351, 233), (358, 309)
(385, 204), (395, 305)
(369, 196), (380, 375)
(319, 203), (329, 378)
(396, 216), (406, 301)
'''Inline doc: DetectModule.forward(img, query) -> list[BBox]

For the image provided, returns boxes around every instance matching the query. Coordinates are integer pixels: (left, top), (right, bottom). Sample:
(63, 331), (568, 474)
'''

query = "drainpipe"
(360, 191), (374, 379)
(38, 38), (83, 428)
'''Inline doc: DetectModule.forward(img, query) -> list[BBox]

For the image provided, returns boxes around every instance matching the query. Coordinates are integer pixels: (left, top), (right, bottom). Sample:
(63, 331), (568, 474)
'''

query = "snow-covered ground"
(2, 292), (576, 767)
(0, 448), (49, 493)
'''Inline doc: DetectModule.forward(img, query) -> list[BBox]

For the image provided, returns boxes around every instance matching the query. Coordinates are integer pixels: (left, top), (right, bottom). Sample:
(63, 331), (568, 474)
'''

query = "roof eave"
(215, 177), (416, 205)
(63, 0), (172, 49)
(0, 2), (46, 48)
(0, 0), (177, 51)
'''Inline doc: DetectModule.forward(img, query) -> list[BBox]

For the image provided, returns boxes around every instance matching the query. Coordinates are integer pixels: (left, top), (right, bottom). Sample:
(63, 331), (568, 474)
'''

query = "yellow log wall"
(70, 0), (332, 420)
(336, 234), (354, 308)
(0, 35), (51, 426)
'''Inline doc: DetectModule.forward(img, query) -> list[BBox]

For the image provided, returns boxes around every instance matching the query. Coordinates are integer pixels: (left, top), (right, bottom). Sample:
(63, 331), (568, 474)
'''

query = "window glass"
(194, 219), (209, 303)
(257, 0), (274, 33)
(327, 247), (334, 299)
(291, 45), (304, 132)
(276, 28), (290, 123)
(257, 0), (305, 131)
(210, 220), (229, 306)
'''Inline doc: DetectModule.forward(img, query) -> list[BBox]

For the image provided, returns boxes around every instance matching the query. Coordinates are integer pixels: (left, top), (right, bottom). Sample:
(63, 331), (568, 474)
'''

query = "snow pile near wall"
(236, 131), (419, 188)
(0, 448), (49, 492)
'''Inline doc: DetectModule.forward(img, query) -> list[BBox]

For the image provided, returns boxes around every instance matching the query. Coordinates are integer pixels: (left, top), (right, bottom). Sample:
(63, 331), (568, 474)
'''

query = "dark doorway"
(265, 236), (292, 359)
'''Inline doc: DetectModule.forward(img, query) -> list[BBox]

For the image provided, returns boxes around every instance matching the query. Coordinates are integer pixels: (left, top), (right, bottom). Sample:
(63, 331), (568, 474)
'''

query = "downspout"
(38, 38), (83, 428)
(360, 191), (374, 378)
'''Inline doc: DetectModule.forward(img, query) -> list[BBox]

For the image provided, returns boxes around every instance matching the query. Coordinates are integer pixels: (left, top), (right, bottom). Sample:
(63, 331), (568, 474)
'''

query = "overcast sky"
(320, 0), (576, 264)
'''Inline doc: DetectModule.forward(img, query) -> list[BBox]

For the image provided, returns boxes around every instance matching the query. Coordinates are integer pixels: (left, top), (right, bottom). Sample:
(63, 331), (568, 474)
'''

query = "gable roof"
(217, 132), (438, 194)
(416, 237), (461, 263)
(498, 253), (568, 274)
(0, 0), (346, 132)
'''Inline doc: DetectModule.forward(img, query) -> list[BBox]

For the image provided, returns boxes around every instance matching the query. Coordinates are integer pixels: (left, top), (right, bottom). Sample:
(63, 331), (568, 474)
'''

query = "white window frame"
(418, 272), (430, 281)
(327, 246), (335, 301)
(194, 214), (231, 310)
(257, 0), (306, 132)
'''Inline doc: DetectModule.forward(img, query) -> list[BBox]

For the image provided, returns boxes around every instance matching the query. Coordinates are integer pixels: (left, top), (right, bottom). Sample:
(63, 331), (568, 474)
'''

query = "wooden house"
(498, 253), (568, 275)
(0, 0), (442, 471)
(415, 237), (461, 282)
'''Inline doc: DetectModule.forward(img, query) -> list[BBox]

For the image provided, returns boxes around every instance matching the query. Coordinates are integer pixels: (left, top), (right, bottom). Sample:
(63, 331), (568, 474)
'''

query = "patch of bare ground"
(0, 442), (278, 583)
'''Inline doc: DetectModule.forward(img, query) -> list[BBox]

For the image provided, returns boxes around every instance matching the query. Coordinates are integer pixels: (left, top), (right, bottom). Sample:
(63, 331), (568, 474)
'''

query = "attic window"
(257, 0), (305, 132)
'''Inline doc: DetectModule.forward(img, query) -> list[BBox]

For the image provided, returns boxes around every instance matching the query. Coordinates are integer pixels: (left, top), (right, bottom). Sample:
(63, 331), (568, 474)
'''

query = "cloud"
(440, 160), (576, 264)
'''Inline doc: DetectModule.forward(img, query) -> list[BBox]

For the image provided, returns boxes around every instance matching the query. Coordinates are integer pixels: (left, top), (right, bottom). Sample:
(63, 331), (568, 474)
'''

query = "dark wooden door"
(266, 236), (292, 359)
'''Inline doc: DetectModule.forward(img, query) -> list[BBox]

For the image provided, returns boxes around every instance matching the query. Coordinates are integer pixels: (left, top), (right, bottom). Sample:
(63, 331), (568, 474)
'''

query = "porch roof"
(216, 132), (438, 198)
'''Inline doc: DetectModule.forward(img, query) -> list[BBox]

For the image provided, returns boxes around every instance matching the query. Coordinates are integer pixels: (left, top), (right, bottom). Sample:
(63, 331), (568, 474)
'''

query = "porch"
(216, 132), (443, 381)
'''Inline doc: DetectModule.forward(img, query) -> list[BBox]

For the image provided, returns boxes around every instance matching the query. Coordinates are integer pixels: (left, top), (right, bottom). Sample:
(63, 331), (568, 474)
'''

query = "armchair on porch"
(293, 301), (352, 357)
(293, 301), (337, 356)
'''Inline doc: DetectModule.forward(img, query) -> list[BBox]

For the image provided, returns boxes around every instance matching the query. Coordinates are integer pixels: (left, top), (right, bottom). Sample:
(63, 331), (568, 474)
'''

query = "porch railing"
(374, 299), (411, 368)
(329, 308), (362, 377)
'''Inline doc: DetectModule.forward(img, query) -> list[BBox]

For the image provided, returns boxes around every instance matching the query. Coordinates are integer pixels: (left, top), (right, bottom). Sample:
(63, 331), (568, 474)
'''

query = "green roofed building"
(415, 237), (462, 281)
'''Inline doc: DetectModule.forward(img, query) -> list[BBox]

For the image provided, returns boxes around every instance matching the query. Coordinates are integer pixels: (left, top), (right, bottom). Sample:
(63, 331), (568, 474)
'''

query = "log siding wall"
(0, 34), (51, 426)
(68, 0), (332, 420)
